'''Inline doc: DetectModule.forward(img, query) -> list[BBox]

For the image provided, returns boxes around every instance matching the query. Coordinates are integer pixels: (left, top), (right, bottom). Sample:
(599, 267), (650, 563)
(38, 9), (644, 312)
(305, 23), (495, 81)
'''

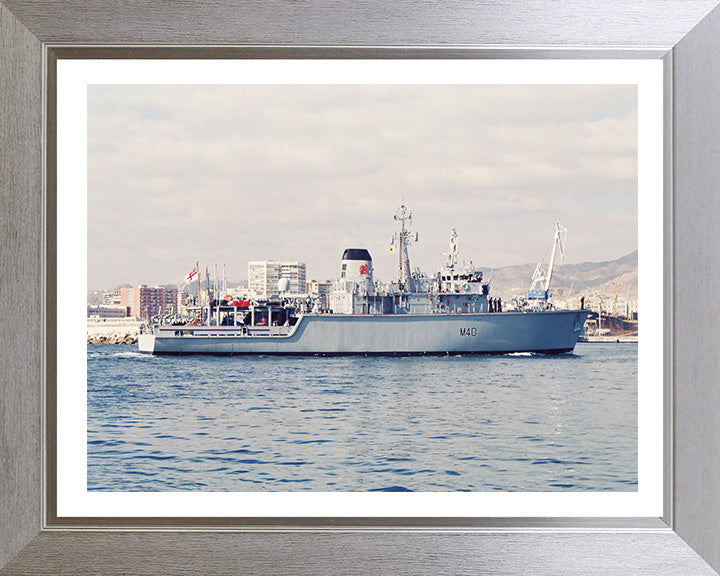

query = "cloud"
(88, 84), (637, 289)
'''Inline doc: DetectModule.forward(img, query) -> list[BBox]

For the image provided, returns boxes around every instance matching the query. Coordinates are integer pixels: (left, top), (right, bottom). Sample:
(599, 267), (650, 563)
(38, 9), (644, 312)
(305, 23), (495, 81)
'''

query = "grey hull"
(138, 310), (589, 355)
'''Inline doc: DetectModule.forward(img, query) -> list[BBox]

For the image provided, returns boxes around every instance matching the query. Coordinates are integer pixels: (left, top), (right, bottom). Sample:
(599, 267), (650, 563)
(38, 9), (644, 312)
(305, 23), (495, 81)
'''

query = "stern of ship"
(137, 333), (156, 354)
(137, 325), (156, 354)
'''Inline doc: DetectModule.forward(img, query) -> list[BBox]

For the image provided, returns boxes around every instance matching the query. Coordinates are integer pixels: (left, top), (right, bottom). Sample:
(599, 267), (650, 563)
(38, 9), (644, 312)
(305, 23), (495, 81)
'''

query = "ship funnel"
(341, 248), (373, 293)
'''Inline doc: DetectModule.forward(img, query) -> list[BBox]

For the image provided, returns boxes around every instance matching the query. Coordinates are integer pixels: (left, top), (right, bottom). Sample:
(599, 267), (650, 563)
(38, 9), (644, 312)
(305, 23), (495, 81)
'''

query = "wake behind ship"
(138, 205), (590, 355)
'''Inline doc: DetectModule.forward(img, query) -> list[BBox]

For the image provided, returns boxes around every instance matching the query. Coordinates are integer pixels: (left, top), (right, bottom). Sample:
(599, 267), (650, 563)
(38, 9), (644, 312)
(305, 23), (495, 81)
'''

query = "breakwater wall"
(87, 320), (141, 345)
(87, 332), (138, 345)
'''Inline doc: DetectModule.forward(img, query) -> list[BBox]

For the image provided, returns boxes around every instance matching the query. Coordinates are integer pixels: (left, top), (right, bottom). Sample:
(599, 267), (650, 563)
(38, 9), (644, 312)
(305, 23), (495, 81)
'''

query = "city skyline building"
(248, 261), (306, 299)
(132, 285), (179, 319)
(97, 285), (178, 319)
(87, 305), (130, 319)
(102, 286), (124, 306)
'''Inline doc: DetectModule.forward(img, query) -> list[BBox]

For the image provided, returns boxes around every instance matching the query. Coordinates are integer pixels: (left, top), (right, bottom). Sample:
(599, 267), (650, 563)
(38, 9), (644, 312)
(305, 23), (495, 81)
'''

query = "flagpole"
(196, 260), (200, 309)
(205, 267), (210, 323)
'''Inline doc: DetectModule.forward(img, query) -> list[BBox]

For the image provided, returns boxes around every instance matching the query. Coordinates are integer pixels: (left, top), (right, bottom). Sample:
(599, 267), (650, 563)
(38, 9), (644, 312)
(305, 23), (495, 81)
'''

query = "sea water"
(87, 343), (637, 492)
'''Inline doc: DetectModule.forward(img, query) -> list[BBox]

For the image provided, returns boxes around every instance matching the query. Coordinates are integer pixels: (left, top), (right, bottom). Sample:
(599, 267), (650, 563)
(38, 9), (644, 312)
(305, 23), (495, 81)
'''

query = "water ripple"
(87, 343), (638, 492)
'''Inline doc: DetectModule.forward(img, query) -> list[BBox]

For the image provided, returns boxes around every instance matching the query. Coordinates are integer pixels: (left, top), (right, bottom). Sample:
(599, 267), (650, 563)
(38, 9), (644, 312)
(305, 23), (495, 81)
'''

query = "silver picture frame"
(2, 1), (720, 574)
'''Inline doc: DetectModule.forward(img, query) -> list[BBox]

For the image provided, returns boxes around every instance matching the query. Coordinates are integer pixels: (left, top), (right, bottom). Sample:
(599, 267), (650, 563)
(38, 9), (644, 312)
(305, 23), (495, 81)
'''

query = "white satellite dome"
(277, 277), (291, 293)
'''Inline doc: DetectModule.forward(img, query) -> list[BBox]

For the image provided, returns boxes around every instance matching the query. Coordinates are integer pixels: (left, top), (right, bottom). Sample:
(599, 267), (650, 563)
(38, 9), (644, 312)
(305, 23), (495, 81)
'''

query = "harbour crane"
(528, 222), (567, 307)
(613, 281), (618, 316)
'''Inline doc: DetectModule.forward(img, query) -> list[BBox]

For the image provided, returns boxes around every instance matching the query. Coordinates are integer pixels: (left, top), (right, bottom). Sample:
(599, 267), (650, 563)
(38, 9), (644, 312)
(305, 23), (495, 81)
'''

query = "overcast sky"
(88, 84), (637, 290)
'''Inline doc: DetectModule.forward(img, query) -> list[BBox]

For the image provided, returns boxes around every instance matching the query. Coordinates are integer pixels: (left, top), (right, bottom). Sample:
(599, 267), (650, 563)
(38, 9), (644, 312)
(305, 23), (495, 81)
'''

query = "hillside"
(482, 250), (638, 303)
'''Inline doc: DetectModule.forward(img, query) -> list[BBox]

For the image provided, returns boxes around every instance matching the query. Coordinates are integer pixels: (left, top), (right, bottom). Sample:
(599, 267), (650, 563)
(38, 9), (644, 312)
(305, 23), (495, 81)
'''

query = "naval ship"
(138, 205), (590, 355)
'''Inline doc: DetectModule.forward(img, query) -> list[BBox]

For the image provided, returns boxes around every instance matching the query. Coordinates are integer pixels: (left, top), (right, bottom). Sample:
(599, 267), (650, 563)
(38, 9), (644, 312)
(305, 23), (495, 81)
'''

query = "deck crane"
(528, 222), (567, 307)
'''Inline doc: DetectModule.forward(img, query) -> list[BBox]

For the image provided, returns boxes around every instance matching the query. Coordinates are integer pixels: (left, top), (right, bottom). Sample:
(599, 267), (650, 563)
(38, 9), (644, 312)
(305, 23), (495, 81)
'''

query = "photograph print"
(86, 79), (639, 493)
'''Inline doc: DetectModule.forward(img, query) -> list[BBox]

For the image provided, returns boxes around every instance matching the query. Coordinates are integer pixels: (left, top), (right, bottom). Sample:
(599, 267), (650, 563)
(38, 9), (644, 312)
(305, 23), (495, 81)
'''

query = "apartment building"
(248, 261), (306, 299)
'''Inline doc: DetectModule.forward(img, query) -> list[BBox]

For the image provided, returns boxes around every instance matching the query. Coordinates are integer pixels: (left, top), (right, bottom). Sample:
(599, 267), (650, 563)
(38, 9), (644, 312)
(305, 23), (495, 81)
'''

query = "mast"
(447, 227), (458, 270)
(442, 227), (460, 292)
(205, 267), (211, 321)
(392, 203), (417, 292)
(214, 263), (219, 325)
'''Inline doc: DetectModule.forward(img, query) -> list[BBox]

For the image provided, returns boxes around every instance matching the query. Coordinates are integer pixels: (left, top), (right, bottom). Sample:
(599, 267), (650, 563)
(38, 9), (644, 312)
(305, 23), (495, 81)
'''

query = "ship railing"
(246, 325), (294, 337)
